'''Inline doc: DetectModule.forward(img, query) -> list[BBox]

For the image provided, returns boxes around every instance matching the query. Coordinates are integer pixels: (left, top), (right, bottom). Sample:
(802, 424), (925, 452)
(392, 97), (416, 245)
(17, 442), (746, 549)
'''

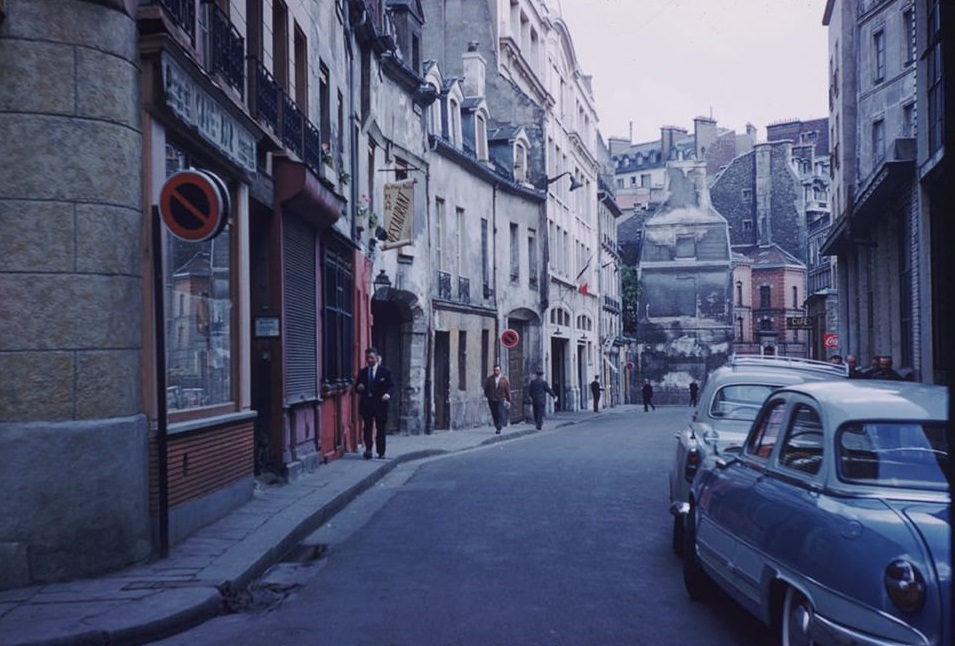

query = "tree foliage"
(621, 265), (640, 335)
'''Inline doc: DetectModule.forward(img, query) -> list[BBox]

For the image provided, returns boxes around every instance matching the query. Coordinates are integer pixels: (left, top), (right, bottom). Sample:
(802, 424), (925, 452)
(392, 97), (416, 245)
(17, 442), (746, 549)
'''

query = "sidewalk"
(0, 407), (634, 646)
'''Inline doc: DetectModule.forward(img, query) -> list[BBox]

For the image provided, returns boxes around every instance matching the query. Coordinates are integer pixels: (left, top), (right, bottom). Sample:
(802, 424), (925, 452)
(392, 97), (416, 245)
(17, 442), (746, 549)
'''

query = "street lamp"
(372, 269), (392, 300)
(539, 171), (583, 192)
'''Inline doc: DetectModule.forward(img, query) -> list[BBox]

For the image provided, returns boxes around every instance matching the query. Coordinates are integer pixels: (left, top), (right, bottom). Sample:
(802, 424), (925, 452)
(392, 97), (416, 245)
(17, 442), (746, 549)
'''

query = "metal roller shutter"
(284, 215), (318, 403)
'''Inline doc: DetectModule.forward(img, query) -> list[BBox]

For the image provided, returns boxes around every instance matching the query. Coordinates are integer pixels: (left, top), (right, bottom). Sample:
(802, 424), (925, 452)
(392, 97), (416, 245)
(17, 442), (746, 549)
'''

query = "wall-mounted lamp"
(372, 269), (392, 300)
(553, 327), (563, 336)
(539, 171), (582, 192)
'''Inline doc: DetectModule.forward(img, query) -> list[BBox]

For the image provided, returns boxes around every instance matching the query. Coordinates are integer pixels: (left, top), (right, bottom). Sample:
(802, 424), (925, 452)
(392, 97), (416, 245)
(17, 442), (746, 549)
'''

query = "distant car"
(683, 380), (950, 646)
(669, 355), (848, 554)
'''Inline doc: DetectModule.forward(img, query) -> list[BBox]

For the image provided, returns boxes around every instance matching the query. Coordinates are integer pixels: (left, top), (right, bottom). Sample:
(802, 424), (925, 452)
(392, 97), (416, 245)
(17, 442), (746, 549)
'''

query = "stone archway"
(372, 288), (427, 434)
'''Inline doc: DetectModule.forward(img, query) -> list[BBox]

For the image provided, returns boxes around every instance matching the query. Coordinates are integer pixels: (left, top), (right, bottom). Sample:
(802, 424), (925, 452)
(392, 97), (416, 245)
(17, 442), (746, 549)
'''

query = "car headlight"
(884, 559), (926, 613)
(684, 448), (701, 483)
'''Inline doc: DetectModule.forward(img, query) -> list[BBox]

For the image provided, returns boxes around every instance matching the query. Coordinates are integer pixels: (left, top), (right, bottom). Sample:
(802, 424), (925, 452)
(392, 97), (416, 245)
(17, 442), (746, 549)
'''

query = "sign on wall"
(381, 179), (415, 250)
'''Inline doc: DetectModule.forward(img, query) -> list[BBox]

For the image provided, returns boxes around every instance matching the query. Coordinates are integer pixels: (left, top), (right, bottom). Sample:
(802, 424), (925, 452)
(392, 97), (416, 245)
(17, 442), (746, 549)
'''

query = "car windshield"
(838, 421), (949, 489)
(709, 384), (777, 420)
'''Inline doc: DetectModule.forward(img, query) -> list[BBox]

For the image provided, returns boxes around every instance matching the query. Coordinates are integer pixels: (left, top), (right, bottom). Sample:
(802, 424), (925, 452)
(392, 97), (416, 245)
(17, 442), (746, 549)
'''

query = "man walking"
(527, 370), (557, 430)
(483, 364), (511, 434)
(354, 347), (394, 459)
(688, 381), (699, 407)
(641, 378), (656, 412)
(590, 375), (603, 412)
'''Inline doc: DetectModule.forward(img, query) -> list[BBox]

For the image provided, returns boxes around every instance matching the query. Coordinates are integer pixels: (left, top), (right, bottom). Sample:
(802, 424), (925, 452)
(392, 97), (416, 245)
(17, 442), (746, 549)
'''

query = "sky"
(554, 0), (830, 144)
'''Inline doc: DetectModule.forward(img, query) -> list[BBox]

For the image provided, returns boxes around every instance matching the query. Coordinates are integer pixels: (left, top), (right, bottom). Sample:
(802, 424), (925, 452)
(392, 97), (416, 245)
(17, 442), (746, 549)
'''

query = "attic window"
(514, 141), (527, 182)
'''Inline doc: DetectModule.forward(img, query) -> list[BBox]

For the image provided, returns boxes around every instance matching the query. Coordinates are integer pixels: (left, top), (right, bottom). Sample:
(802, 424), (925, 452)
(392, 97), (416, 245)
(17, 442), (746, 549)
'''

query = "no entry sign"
(159, 169), (230, 242)
(500, 328), (520, 348)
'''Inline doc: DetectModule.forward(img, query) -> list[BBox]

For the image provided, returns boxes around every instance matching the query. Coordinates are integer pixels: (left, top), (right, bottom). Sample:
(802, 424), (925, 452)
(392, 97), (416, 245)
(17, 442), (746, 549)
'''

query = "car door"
(733, 398), (828, 607)
(696, 397), (788, 602)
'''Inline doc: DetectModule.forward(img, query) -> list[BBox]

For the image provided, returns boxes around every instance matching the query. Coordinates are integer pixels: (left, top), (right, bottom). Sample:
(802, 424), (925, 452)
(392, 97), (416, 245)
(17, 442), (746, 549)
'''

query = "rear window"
(838, 422), (949, 489)
(710, 384), (777, 420)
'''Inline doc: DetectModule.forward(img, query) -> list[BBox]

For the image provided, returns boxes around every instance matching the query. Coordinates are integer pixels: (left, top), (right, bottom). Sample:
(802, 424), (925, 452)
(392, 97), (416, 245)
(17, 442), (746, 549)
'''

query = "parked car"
(683, 380), (949, 646)
(669, 355), (848, 553)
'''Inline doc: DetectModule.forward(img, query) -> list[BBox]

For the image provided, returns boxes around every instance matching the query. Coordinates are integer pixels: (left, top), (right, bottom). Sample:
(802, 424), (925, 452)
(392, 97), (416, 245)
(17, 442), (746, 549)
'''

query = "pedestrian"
(527, 370), (558, 430)
(590, 375), (603, 412)
(353, 347), (394, 459)
(688, 381), (699, 407)
(483, 363), (511, 434)
(845, 354), (864, 378)
(829, 354), (844, 365)
(858, 355), (881, 379)
(641, 378), (656, 412)
(869, 354), (903, 380)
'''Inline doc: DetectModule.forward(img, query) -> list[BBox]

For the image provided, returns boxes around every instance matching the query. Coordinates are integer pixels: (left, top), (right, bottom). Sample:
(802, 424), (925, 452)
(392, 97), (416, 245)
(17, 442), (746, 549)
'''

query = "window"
(902, 8), (915, 66)
(293, 24), (307, 109)
(528, 229), (538, 288)
(457, 331), (467, 390)
(164, 143), (233, 411)
(741, 188), (752, 201)
(675, 235), (695, 258)
(322, 245), (353, 384)
(640, 173), (650, 187)
(475, 113), (488, 161)
(514, 141), (527, 183)
(455, 207), (465, 279)
(742, 219), (753, 232)
(435, 198), (446, 270)
(873, 29), (885, 83)
(509, 223), (520, 283)
(792, 285), (798, 308)
(927, 0), (943, 155)
(272, 0), (288, 89)
(759, 285), (771, 308)
(745, 400), (786, 460)
(481, 218), (489, 294)
(779, 405), (824, 475)
(902, 103), (915, 137)
(872, 118), (885, 166)
(448, 98), (460, 147)
(319, 62), (330, 151)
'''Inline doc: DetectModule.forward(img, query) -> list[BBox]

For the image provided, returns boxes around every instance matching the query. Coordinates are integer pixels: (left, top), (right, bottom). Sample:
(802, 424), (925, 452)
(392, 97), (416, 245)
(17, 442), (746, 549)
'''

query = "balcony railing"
(304, 121), (323, 176)
(206, 1), (244, 98)
(437, 271), (452, 300)
(281, 92), (304, 158)
(248, 56), (279, 134)
(457, 276), (470, 303)
(141, 0), (195, 42)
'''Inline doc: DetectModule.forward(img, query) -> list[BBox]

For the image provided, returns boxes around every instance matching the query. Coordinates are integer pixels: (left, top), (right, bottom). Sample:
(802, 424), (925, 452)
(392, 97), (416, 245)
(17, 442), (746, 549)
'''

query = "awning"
(274, 157), (345, 229)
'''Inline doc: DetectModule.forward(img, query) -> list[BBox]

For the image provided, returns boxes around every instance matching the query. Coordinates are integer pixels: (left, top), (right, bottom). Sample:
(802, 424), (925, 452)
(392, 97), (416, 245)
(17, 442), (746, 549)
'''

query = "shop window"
(164, 143), (233, 411)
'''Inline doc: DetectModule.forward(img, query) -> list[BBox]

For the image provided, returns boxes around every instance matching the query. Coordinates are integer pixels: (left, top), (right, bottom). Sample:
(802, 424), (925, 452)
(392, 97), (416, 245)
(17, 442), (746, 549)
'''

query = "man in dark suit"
(354, 347), (394, 459)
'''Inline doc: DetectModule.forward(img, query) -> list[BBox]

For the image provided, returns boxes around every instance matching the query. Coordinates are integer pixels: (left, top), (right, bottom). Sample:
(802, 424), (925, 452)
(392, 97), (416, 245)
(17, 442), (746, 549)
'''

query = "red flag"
(578, 283), (589, 295)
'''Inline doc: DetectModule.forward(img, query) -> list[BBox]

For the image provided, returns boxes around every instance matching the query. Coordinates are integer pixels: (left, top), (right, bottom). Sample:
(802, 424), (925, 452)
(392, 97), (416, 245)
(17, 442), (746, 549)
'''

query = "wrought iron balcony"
(206, 1), (244, 98)
(457, 276), (470, 303)
(304, 122), (323, 176)
(141, 0), (195, 42)
(437, 271), (452, 300)
(248, 56), (279, 134)
(281, 92), (304, 158)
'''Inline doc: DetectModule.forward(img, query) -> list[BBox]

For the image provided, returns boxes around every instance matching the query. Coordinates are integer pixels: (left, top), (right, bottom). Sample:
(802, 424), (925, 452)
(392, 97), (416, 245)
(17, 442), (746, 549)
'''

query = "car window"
(710, 384), (777, 420)
(778, 404), (824, 475)
(838, 422), (949, 488)
(744, 399), (786, 460)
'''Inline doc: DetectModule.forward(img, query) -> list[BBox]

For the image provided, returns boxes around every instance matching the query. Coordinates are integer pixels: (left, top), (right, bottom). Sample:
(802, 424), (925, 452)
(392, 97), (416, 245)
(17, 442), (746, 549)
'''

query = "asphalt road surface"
(152, 407), (773, 646)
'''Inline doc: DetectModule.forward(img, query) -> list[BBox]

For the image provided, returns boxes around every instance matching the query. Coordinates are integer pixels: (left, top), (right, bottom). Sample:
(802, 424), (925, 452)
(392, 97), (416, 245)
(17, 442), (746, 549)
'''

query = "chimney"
(694, 116), (717, 160)
(461, 43), (486, 98)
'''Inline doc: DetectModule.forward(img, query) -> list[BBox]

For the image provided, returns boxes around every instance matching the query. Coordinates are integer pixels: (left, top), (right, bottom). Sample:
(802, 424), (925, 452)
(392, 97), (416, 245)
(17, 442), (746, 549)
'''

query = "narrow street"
(153, 407), (771, 646)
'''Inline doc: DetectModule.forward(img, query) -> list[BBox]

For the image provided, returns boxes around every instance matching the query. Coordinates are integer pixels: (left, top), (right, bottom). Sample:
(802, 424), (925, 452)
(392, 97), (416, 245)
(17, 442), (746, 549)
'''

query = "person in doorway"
(527, 370), (558, 430)
(688, 381), (699, 407)
(641, 379), (656, 412)
(483, 364), (511, 434)
(590, 375), (603, 412)
(353, 347), (394, 459)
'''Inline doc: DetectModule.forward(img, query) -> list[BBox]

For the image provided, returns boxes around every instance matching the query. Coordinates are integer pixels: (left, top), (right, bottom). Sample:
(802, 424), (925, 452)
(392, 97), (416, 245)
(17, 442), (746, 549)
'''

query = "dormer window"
(448, 97), (461, 147)
(514, 141), (527, 183)
(475, 112), (488, 161)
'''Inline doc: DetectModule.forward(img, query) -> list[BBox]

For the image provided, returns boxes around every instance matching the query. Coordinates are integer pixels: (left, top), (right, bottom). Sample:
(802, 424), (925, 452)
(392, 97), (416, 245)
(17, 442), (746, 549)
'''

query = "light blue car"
(683, 380), (949, 646)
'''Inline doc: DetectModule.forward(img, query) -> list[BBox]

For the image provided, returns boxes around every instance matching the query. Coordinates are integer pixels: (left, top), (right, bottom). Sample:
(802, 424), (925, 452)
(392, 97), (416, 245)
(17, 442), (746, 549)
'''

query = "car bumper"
(813, 612), (930, 646)
(670, 501), (690, 517)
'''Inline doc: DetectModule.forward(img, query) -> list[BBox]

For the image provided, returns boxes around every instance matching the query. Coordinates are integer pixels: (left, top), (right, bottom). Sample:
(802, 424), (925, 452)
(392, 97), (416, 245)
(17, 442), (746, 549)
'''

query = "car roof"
(718, 355), (849, 379)
(774, 380), (948, 423)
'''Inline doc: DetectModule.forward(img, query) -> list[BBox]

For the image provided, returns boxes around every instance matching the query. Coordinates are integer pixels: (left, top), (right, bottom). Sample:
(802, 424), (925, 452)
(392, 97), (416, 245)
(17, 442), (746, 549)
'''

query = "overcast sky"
(554, 0), (830, 144)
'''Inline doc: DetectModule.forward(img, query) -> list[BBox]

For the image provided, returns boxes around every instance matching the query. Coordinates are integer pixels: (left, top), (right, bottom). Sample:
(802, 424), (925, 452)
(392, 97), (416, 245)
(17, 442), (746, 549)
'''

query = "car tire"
(682, 504), (717, 601)
(781, 586), (814, 646)
(672, 514), (684, 556)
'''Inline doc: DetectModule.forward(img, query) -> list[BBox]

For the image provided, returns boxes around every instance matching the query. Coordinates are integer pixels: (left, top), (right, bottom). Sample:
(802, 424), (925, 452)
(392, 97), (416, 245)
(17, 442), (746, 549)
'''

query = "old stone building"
(636, 162), (733, 397)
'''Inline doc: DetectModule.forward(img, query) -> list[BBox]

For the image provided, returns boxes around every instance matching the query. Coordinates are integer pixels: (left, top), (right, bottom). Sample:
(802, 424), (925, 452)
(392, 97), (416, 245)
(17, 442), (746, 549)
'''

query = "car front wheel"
(682, 504), (717, 601)
(781, 586), (814, 646)
(672, 513), (685, 555)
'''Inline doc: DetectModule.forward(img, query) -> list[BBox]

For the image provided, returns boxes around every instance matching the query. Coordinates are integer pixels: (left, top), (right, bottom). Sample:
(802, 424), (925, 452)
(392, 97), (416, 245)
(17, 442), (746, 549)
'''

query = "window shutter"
(284, 215), (317, 403)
